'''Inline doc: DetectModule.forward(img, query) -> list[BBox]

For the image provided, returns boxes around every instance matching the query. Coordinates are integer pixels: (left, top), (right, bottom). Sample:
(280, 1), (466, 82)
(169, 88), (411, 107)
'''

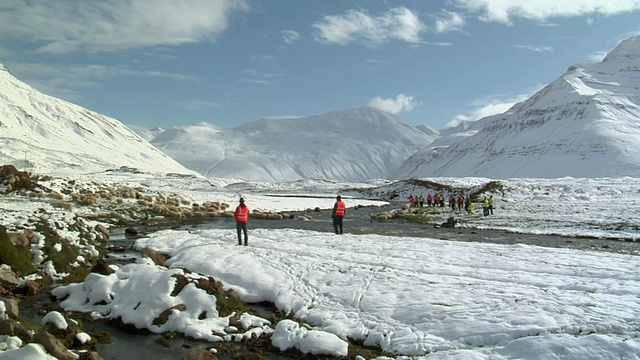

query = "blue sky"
(1, 1), (639, 130)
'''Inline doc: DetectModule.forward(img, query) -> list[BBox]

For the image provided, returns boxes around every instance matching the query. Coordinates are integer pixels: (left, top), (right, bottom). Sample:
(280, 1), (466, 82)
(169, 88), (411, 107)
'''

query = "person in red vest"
(234, 197), (249, 245)
(331, 195), (346, 235)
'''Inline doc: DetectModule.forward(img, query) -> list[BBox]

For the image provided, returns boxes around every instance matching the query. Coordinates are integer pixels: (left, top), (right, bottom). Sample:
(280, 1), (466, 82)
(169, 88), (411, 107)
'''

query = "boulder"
(6, 232), (29, 246)
(0, 318), (33, 342)
(33, 331), (75, 360)
(0, 268), (19, 293)
(141, 247), (166, 267)
(90, 259), (115, 275)
(184, 348), (218, 360)
(0, 297), (19, 319)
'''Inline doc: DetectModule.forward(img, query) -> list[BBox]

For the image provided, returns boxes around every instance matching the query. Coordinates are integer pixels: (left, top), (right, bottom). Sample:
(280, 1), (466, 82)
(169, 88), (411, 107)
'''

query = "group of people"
(233, 195), (347, 245)
(482, 195), (495, 216)
(234, 193), (496, 245)
(408, 193), (470, 212)
(408, 193), (446, 207)
(409, 193), (495, 215)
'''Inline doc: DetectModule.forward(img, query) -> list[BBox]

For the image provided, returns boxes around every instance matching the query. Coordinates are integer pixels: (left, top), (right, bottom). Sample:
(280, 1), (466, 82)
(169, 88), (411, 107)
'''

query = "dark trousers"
(333, 216), (344, 234)
(236, 222), (248, 245)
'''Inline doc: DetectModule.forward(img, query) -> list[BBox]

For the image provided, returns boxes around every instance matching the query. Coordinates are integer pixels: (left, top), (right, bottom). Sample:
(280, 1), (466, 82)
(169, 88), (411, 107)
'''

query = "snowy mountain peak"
(602, 36), (640, 64)
(392, 35), (640, 179)
(153, 106), (437, 182)
(0, 64), (198, 176)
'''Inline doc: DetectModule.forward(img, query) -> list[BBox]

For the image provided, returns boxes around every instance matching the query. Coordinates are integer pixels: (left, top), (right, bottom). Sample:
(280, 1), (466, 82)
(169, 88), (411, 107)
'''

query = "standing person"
(427, 193), (433, 207)
(489, 195), (495, 215)
(408, 195), (414, 208)
(332, 195), (346, 234)
(482, 196), (489, 217)
(419, 194), (425, 207)
(234, 197), (249, 245)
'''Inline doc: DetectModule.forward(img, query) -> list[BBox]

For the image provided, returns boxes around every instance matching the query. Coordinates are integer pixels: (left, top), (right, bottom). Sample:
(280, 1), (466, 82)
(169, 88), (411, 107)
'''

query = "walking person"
(332, 195), (346, 234)
(234, 197), (249, 245)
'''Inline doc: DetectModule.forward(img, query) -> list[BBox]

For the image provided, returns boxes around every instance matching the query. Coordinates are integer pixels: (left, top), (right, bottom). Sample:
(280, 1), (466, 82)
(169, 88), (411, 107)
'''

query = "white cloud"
(515, 44), (554, 52)
(453, 0), (640, 24)
(434, 11), (467, 33)
(445, 92), (534, 128)
(368, 94), (419, 114)
(313, 7), (425, 46)
(178, 100), (221, 111)
(0, 0), (250, 53)
(282, 30), (300, 44)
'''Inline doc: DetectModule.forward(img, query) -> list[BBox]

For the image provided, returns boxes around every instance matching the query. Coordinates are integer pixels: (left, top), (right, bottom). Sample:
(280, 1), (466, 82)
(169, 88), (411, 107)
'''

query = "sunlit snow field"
(2, 173), (640, 359)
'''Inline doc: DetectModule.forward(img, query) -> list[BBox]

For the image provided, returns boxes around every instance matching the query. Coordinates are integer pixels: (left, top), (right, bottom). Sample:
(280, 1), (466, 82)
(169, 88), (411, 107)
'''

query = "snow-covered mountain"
(152, 107), (437, 182)
(0, 64), (197, 176)
(393, 36), (640, 179)
(127, 125), (165, 142)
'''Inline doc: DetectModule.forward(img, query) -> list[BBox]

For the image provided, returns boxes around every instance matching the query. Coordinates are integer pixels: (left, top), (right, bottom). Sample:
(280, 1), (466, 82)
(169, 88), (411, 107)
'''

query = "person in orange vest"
(332, 195), (346, 235)
(234, 197), (249, 245)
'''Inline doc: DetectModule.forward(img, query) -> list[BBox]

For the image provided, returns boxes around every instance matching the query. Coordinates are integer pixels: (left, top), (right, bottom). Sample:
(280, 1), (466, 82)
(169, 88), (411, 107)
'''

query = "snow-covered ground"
(2, 173), (640, 359)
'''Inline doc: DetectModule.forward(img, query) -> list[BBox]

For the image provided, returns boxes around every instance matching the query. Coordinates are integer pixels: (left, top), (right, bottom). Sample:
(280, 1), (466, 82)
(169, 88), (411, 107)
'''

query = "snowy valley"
(0, 36), (640, 360)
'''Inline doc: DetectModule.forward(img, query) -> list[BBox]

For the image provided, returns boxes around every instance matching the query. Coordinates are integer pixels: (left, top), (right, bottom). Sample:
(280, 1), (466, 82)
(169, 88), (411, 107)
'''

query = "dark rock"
(154, 304), (187, 326)
(90, 259), (115, 275)
(0, 318), (33, 342)
(141, 247), (166, 267)
(23, 279), (41, 296)
(184, 348), (218, 360)
(33, 331), (75, 360)
(78, 351), (105, 360)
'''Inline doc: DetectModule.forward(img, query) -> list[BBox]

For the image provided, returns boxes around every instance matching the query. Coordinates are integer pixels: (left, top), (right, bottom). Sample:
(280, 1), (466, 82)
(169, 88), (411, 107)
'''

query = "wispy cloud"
(453, 0), (640, 24)
(313, 7), (425, 46)
(240, 68), (281, 85)
(178, 100), (221, 111)
(282, 30), (300, 44)
(515, 44), (554, 52)
(433, 11), (466, 33)
(368, 94), (419, 114)
(0, 0), (250, 54)
(446, 92), (536, 128)
(8, 62), (197, 103)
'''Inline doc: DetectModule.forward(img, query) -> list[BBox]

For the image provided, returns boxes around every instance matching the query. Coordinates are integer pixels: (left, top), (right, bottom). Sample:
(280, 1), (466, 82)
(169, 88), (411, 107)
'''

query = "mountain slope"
(392, 36), (640, 179)
(152, 107), (437, 182)
(0, 64), (196, 176)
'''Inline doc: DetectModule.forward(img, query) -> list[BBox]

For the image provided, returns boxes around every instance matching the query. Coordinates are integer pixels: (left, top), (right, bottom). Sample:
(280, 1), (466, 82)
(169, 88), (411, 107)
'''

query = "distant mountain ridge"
(3, 36), (640, 182)
(0, 64), (197, 176)
(151, 107), (437, 182)
(392, 35), (640, 179)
